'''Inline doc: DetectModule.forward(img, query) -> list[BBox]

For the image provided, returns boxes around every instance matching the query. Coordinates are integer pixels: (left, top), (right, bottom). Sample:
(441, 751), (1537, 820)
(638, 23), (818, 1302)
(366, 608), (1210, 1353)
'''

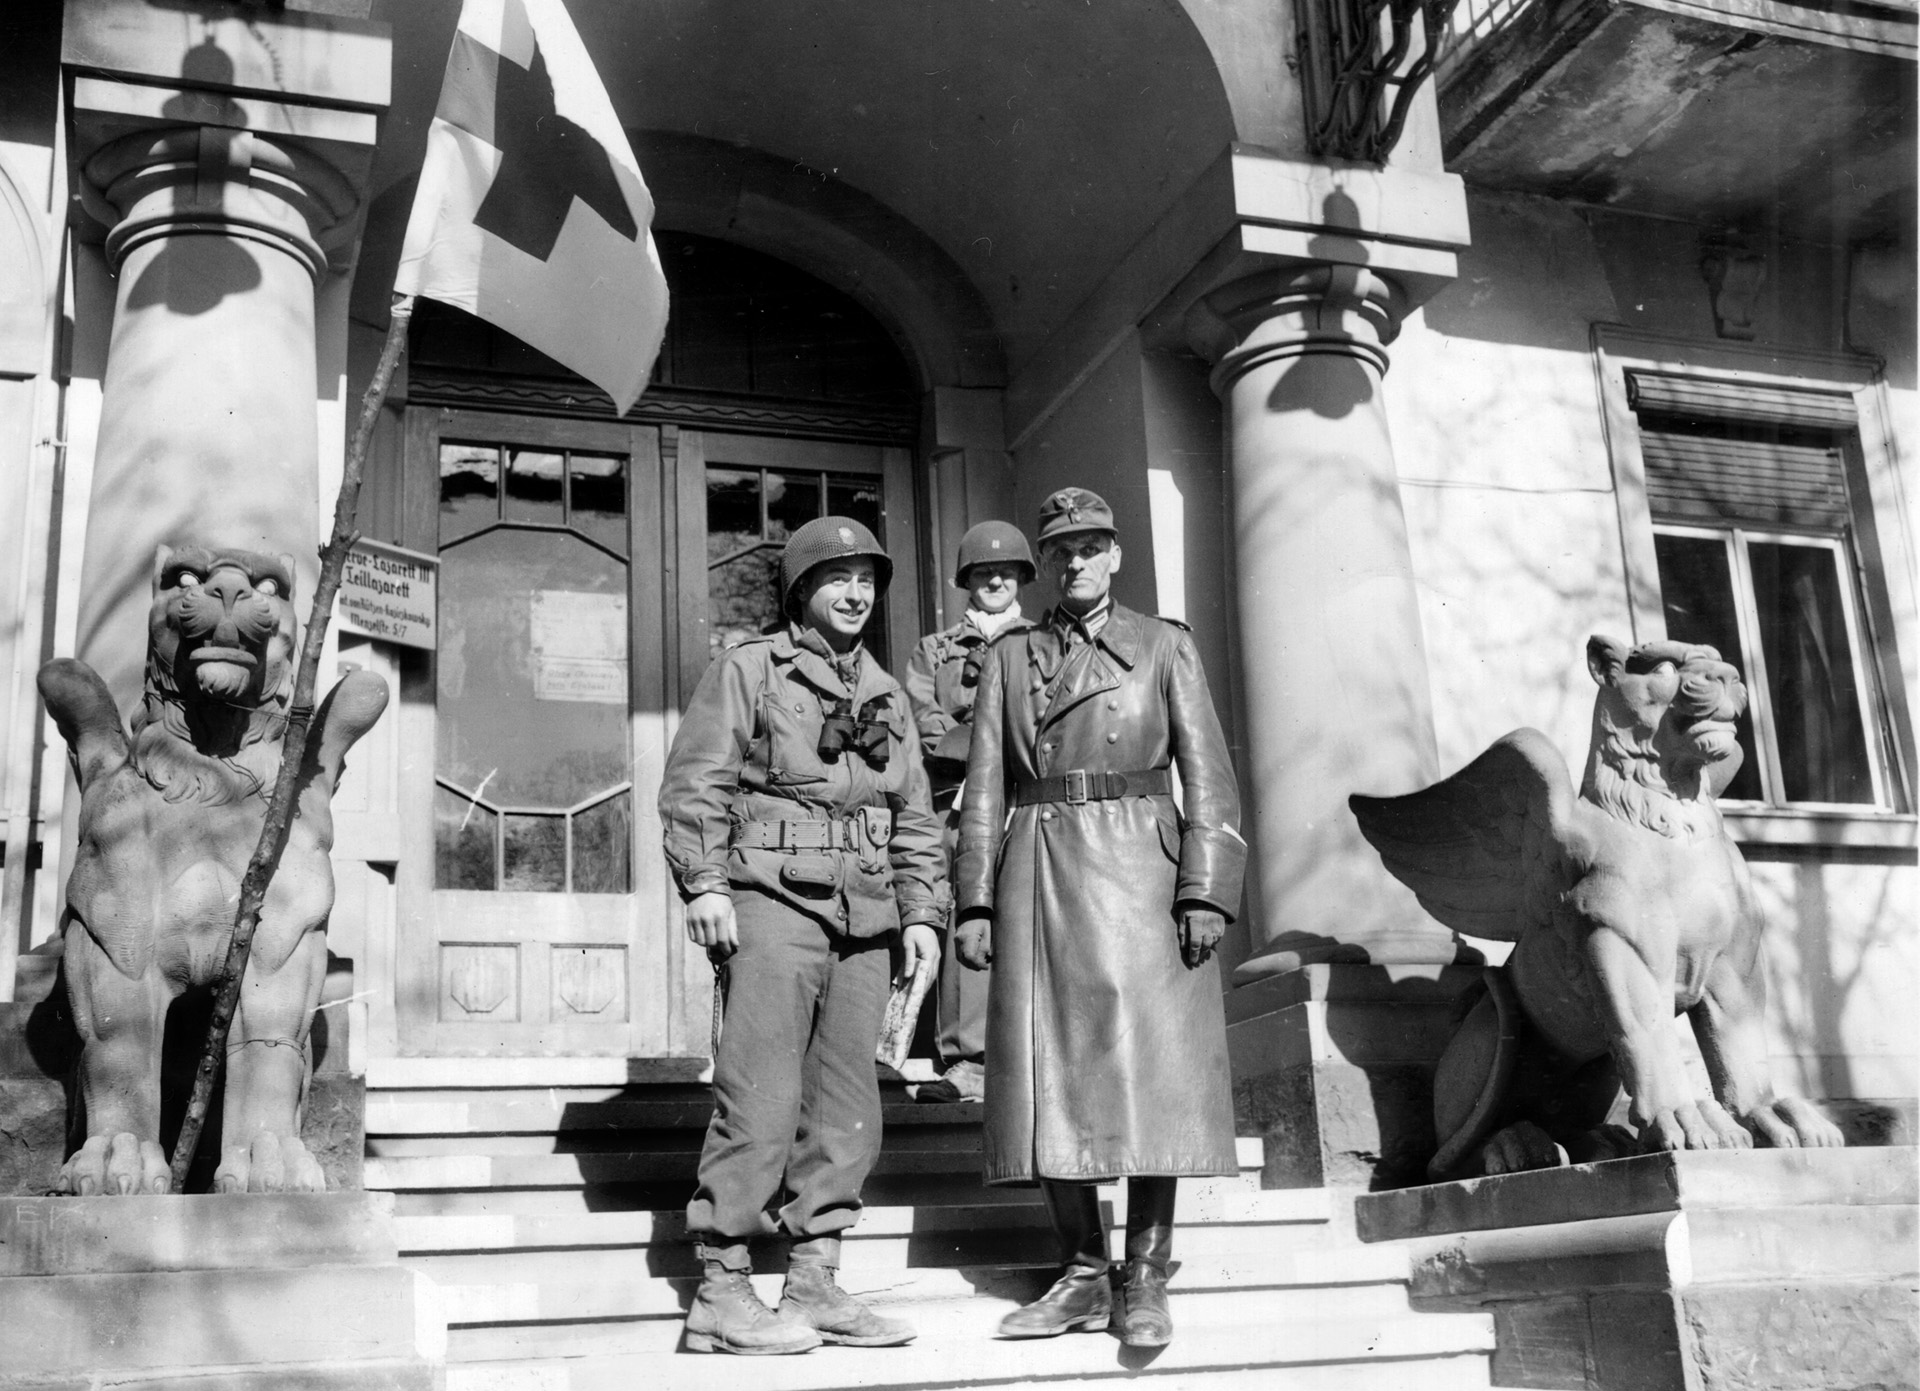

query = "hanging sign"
(335, 539), (438, 650)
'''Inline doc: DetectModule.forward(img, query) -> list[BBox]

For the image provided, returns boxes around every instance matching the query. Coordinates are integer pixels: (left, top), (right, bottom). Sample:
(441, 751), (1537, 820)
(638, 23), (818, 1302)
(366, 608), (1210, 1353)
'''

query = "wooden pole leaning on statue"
(169, 296), (416, 1193)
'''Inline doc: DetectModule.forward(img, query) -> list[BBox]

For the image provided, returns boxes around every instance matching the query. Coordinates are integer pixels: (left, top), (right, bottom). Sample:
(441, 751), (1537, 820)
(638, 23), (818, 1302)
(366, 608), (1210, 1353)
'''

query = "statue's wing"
(1349, 728), (1584, 942)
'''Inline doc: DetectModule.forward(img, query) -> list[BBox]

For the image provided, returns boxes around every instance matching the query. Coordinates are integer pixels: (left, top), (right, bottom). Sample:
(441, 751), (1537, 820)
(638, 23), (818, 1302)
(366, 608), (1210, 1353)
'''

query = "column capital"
(79, 126), (359, 282)
(1184, 263), (1411, 391)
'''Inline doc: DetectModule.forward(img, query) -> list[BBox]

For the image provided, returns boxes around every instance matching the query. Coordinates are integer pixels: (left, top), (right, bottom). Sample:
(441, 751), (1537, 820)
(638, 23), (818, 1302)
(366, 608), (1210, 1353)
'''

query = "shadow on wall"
(1749, 845), (1917, 1116)
(110, 37), (266, 317)
(1266, 193), (1378, 422)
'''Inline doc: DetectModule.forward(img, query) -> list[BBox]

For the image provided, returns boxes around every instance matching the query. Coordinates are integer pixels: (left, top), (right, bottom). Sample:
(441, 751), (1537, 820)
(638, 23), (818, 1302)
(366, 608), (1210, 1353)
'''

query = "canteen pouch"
(779, 854), (840, 898)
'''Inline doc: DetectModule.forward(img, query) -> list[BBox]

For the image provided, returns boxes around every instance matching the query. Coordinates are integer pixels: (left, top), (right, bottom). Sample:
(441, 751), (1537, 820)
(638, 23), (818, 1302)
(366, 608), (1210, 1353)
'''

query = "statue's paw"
(1643, 1098), (1752, 1152)
(1561, 1124), (1642, 1166)
(60, 1134), (171, 1196)
(1743, 1097), (1846, 1150)
(214, 1132), (327, 1194)
(1481, 1121), (1567, 1175)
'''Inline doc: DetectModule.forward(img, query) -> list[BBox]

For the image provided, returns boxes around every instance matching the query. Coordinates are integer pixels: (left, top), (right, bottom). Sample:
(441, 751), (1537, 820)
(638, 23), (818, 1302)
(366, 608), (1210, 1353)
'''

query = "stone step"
(363, 1056), (943, 1089)
(442, 1300), (1495, 1388)
(450, 1351), (1494, 1391)
(415, 1222), (1405, 1292)
(385, 1171), (1272, 1218)
(367, 1138), (1265, 1192)
(392, 1187), (1331, 1255)
(365, 1146), (978, 1189)
(366, 1097), (985, 1137)
(367, 1121), (984, 1159)
(440, 1263), (1435, 1342)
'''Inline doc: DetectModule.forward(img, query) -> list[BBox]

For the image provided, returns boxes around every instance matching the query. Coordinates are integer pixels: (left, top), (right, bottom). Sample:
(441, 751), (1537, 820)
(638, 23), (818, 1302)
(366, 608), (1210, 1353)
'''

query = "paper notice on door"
(530, 590), (628, 704)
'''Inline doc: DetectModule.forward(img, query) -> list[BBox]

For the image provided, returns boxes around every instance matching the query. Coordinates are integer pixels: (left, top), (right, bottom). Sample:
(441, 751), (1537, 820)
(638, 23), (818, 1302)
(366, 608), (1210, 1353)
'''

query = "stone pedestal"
(1228, 961), (1484, 1189)
(0, 1192), (443, 1388)
(1356, 1147), (1920, 1391)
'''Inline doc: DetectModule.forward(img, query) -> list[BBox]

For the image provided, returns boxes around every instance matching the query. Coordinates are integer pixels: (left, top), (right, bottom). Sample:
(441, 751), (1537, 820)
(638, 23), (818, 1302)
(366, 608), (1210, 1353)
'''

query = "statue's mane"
(1582, 729), (1721, 843)
(128, 651), (288, 806)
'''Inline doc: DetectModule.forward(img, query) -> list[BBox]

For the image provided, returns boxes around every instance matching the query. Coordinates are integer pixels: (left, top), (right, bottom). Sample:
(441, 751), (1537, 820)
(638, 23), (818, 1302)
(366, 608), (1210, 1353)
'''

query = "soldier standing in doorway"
(955, 487), (1246, 1348)
(903, 520), (1036, 1104)
(659, 516), (947, 1356)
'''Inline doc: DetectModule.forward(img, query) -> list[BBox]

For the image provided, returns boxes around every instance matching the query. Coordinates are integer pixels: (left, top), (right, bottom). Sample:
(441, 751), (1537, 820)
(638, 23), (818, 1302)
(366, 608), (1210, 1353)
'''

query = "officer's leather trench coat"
(956, 603), (1245, 1184)
(659, 624), (945, 938)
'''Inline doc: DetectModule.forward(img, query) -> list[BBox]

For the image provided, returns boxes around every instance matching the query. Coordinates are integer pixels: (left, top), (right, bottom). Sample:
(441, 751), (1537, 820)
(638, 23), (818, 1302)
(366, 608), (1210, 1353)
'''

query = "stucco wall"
(1382, 186), (1918, 1104)
(1008, 332), (1162, 616)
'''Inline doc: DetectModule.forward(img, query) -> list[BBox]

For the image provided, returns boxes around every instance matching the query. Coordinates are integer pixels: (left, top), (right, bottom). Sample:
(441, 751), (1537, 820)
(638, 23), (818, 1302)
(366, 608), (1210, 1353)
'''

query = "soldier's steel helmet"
(952, 520), (1036, 588)
(781, 516), (893, 611)
(1035, 487), (1117, 545)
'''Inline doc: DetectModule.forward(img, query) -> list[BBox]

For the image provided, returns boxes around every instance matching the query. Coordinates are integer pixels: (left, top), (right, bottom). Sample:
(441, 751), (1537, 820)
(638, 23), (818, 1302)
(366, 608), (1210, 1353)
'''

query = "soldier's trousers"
(934, 806), (988, 1064)
(934, 919), (990, 1063)
(686, 887), (894, 1244)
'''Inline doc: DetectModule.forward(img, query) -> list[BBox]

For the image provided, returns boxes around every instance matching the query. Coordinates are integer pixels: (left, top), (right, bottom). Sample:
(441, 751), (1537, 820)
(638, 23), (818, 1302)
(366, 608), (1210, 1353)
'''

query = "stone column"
(1189, 263), (1460, 977)
(73, 125), (356, 709)
(1188, 261), (1479, 1188)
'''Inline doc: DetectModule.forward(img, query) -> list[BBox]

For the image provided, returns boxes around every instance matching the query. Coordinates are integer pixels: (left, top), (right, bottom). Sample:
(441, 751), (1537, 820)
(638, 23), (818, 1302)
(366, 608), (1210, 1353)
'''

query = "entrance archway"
(373, 234), (924, 1058)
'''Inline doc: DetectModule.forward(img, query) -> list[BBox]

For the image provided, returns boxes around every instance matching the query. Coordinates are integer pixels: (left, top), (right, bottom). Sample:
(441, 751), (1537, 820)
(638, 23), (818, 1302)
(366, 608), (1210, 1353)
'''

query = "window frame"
(1651, 520), (1892, 813)
(1593, 326), (1917, 850)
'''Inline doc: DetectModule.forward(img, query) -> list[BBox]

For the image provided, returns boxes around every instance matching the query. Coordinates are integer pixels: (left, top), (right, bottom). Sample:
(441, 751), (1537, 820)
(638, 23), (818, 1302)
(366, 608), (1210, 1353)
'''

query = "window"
(433, 438), (635, 893)
(1654, 526), (1882, 806)
(705, 465), (884, 658)
(1630, 372), (1904, 814)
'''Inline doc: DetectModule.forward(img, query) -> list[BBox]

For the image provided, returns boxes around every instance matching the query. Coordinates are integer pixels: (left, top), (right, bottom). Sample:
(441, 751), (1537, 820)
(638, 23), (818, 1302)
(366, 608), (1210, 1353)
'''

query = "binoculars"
(818, 696), (890, 768)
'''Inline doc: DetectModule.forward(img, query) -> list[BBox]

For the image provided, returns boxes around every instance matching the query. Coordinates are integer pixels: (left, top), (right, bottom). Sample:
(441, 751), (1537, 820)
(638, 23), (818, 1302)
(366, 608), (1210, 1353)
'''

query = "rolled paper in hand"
(875, 949), (937, 1071)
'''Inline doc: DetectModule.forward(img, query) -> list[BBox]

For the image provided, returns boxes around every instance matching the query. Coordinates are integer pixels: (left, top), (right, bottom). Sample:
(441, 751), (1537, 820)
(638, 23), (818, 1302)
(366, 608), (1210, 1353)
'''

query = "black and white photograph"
(0, 0), (1912, 1386)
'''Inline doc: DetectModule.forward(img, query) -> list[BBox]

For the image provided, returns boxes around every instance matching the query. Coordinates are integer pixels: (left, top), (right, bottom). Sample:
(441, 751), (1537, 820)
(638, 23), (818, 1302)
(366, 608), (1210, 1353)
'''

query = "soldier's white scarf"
(963, 602), (1024, 640)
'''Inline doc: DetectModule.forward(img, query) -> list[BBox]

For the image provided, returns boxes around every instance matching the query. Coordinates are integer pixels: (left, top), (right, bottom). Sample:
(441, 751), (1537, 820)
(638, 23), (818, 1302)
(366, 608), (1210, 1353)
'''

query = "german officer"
(660, 516), (946, 1355)
(903, 521), (1035, 1103)
(955, 488), (1245, 1348)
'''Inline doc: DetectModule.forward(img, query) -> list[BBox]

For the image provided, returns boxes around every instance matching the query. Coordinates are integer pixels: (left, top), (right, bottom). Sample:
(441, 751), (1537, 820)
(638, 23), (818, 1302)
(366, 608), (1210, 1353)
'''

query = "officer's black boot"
(778, 1237), (916, 1346)
(685, 1243), (821, 1355)
(997, 1180), (1111, 1338)
(1116, 1177), (1176, 1347)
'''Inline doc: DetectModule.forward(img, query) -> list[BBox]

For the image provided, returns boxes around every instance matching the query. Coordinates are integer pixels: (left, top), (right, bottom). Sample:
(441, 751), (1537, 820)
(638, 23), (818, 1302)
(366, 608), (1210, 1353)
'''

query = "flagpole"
(170, 295), (417, 1193)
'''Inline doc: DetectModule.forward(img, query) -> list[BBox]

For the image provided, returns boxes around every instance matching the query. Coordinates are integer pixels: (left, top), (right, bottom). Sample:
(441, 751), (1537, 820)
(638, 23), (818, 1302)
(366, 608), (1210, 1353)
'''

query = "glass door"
(672, 430), (920, 694)
(397, 408), (675, 1056)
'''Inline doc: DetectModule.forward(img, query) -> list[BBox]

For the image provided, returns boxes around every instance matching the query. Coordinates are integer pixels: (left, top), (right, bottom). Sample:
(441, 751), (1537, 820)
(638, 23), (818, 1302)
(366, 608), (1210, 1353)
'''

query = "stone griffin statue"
(38, 545), (388, 1194)
(1351, 635), (1843, 1180)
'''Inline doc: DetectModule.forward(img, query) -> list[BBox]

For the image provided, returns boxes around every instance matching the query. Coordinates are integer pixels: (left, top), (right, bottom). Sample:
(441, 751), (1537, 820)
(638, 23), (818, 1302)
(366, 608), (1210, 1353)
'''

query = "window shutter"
(1627, 372), (1858, 429)
(1639, 430), (1852, 530)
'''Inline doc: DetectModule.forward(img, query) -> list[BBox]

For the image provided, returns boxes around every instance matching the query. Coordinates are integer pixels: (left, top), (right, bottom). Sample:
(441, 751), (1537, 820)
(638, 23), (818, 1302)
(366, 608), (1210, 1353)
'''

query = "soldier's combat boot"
(997, 1180), (1112, 1338)
(684, 1245), (821, 1355)
(779, 1238), (916, 1346)
(1115, 1176), (1176, 1347)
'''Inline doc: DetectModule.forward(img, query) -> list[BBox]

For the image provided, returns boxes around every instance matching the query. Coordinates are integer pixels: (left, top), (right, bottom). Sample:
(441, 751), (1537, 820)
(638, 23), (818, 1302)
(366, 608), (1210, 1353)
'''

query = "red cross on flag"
(396, 0), (668, 414)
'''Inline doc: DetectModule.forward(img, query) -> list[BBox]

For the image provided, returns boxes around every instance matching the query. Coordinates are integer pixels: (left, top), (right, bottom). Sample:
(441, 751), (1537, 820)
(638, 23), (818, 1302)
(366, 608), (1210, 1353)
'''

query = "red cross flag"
(396, 0), (668, 414)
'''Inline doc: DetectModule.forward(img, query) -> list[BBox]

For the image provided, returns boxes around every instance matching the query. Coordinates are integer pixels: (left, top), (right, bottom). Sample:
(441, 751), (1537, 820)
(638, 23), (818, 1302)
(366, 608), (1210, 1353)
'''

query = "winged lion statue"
(1351, 634), (1843, 1180)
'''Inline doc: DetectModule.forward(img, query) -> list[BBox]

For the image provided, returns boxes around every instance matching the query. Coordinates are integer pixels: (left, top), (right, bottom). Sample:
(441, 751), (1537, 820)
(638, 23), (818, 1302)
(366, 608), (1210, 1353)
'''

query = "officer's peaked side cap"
(780, 516), (893, 605)
(1035, 487), (1117, 544)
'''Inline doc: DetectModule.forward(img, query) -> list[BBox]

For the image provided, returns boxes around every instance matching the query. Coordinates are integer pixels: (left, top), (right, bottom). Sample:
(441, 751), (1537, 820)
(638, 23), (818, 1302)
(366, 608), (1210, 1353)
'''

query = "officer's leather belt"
(732, 818), (860, 851)
(1013, 767), (1171, 807)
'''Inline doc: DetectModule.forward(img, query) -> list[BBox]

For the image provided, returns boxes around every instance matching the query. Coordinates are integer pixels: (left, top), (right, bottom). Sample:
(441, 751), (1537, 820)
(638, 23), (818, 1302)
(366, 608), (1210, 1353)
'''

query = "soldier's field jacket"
(903, 611), (1037, 796)
(956, 602), (1245, 1183)
(659, 623), (946, 938)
